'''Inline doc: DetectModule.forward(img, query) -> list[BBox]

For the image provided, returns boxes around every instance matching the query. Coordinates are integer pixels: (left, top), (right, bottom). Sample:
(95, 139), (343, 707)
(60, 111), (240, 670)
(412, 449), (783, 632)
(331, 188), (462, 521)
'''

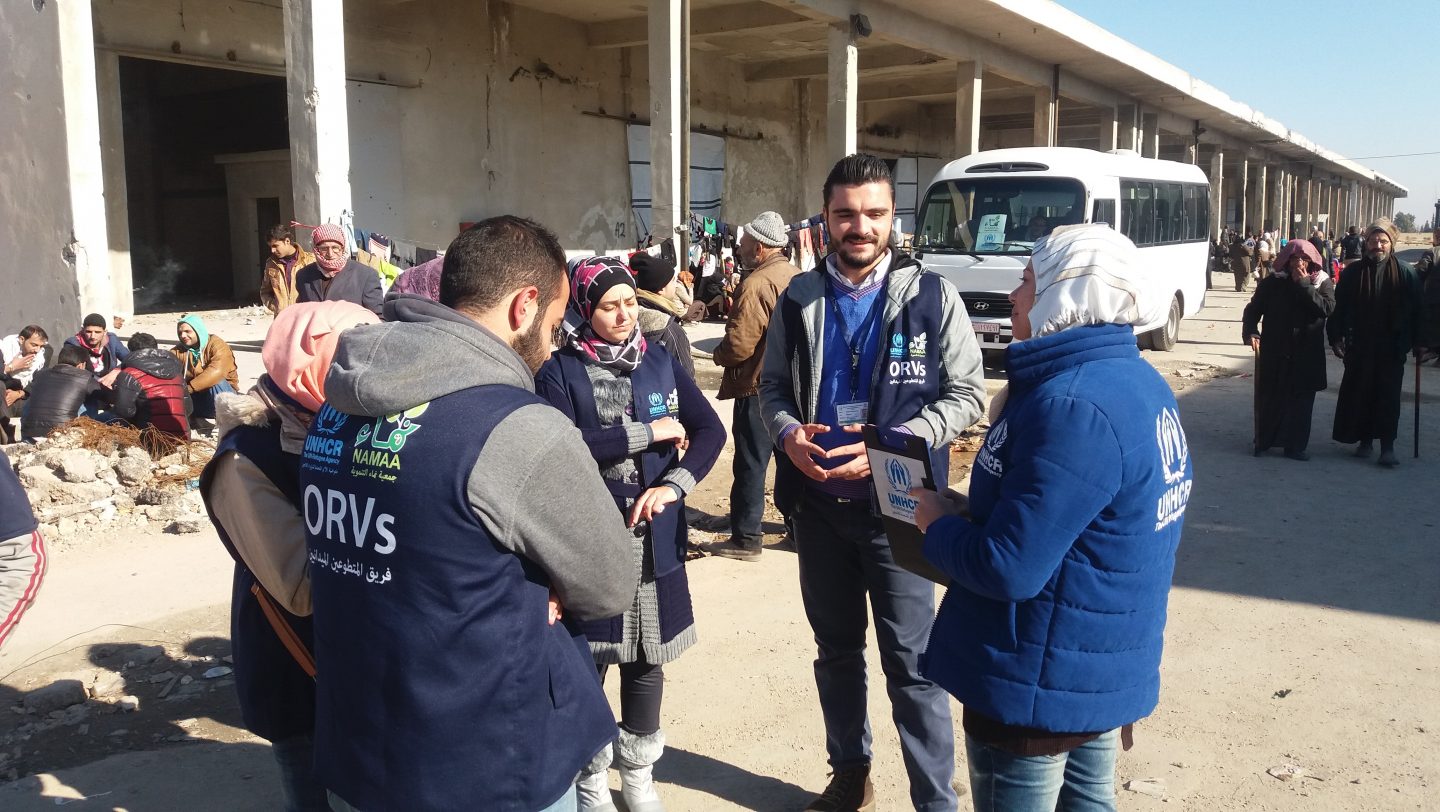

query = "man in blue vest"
(302, 216), (639, 812)
(761, 154), (986, 812)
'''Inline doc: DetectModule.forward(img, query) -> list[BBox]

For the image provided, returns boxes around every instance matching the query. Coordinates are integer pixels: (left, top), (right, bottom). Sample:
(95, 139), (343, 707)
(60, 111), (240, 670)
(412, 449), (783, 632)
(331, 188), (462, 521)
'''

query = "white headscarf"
(1025, 223), (1168, 339)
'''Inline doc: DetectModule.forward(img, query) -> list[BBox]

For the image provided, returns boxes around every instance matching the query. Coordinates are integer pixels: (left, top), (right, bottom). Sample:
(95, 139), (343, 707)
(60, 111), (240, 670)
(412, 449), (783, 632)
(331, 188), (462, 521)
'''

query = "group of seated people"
(0, 313), (238, 444)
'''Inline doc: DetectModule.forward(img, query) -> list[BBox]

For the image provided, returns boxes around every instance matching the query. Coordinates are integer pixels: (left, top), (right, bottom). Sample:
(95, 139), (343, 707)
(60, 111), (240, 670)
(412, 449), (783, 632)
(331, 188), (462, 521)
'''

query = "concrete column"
(954, 61), (983, 157)
(1252, 163), (1268, 232)
(1237, 158), (1248, 233)
(645, 0), (683, 239)
(284, 0), (354, 231)
(1271, 168), (1286, 237)
(1099, 107), (1118, 151)
(95, 51), (134, 316)
(1303, 177), (1314, 234)
(57, 0), (114, 318)
(1347, 180), (1359, 228)
(1208, 150), (1224, 241)
(1031, 87), (1055, 147)
(1140, 112), (1159, 158)
(826, 22), (858, 166)
(1117, 104), (1138, 151)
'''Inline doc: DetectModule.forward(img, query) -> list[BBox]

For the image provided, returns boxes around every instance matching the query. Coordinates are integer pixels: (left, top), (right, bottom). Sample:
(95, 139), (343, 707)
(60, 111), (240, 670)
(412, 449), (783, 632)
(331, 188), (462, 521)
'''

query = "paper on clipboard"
(862, 426), (949, 585)
(870, 449), (929, 526)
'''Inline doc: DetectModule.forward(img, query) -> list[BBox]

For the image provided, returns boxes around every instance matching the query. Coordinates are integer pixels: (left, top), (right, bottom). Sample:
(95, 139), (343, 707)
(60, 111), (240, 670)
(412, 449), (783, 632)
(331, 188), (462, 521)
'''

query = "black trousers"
(728, 395), (773, 548)
(598, 660), (665, 736)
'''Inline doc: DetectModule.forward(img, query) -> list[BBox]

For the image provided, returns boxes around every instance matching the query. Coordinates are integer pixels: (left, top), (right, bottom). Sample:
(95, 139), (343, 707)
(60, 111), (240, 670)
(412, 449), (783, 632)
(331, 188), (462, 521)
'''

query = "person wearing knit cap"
(1327, 217), (1427, 466)
(709, 210), (801, 560)
(62, 313), (130, 379)
(200, 301), (380, 812)
(295, 223), (384, 316)
(630, 252), (696, 378)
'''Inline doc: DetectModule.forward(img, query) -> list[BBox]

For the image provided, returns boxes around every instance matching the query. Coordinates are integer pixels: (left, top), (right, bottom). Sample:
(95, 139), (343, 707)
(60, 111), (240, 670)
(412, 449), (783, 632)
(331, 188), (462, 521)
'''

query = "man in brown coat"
(710, 211), (799, 560)
(261, 224), (315, 314)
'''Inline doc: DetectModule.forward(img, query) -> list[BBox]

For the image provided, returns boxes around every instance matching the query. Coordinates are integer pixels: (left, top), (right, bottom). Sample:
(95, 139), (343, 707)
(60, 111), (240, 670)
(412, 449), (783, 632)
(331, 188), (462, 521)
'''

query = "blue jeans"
(271, 734), (328, 812)
(792, 488), (957, 812)
(728, 395), (773, 548)
(328, 786), (577, 812)
(188, 379), (236, 419)
(966, 729), (1118, 812)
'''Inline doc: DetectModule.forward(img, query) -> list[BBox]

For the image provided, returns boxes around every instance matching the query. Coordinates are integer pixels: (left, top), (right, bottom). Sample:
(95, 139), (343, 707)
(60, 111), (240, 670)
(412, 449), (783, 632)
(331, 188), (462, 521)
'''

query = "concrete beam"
(859, 74), (953, 103)
(773, 0), (1115, 105)
(955, 60), (982, 157)
(827, 22), (858, 166)
(647, 0), (683, 239)
(588, 2), (804, 48)
(744, 44), (942, 81)
(58, 0), (115, 318)
(284, 0), (353, 230)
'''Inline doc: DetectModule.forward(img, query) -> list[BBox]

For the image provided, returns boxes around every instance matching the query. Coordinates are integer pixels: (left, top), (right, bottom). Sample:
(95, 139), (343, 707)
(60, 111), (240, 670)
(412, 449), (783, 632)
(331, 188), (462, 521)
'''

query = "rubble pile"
(2, 423), (216, 546)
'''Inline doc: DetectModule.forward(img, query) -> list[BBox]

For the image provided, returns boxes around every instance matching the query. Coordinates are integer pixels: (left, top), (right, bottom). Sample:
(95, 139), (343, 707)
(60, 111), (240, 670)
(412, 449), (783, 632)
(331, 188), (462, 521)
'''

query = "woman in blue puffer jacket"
(913, 224), (1194, 811)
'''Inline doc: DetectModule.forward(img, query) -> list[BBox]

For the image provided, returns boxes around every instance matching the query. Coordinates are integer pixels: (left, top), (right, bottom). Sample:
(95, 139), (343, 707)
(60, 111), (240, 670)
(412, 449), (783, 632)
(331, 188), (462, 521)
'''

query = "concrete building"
(3, 0), (1406, 337)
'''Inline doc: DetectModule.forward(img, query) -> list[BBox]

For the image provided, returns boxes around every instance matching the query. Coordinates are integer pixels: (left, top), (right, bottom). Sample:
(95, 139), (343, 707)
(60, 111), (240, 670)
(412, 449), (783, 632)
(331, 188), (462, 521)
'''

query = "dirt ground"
(0, 277), (1436, 811)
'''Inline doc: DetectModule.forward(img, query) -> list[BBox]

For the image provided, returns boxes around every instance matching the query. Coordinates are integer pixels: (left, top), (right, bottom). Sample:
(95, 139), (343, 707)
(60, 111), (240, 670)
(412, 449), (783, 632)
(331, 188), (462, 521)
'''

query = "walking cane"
(1415, 356), (1422, 459)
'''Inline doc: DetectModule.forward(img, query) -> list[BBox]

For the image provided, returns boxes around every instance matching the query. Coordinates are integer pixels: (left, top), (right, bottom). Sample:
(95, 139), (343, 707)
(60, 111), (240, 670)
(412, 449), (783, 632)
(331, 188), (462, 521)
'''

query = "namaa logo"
(1156, 407), (1189, 484)
(885, 457), (912, 494)
(356, 403), (429, 453)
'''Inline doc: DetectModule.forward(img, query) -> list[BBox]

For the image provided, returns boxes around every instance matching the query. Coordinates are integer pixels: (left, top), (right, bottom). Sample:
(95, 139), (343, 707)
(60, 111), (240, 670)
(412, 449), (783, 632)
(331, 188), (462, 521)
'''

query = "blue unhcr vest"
(300, 384), (616, 812)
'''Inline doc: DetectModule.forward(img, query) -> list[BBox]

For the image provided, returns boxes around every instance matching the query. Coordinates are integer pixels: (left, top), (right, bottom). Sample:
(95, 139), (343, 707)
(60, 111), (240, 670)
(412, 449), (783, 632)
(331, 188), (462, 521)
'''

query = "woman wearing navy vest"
(200, 302), (378, 812)
(536, 256), (724, 812)
(913, 225), (1193, 811)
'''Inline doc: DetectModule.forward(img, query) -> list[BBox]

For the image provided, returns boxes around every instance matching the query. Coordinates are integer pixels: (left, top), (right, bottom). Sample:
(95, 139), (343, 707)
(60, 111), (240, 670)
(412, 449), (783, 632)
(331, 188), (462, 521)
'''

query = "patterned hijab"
(565, 256), (647, 373)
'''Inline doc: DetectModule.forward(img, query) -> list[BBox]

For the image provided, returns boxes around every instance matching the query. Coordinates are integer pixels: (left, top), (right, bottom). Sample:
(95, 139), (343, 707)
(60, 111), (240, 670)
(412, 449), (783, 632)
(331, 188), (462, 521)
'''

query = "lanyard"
(825, 276), (885, 400)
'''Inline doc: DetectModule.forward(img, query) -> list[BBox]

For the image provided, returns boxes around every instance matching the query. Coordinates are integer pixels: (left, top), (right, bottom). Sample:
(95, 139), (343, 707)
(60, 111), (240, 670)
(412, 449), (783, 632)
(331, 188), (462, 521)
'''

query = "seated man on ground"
(21, 345), (102, 442)
(111, 333), (191, 439)
(63, 313), (128, 380)
(1, 326), (48, 443)
(172, 315), (240, 432)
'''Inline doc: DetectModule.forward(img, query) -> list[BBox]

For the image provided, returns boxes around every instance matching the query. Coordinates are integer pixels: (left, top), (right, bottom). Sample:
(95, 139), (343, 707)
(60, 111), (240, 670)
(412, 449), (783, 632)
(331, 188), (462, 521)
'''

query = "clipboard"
(862, 426), (950, 586)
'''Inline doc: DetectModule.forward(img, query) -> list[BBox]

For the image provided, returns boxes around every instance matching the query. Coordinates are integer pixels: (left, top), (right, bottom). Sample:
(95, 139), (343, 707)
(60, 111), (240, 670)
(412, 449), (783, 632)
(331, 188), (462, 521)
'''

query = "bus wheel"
(1145, 295), (1182, 351)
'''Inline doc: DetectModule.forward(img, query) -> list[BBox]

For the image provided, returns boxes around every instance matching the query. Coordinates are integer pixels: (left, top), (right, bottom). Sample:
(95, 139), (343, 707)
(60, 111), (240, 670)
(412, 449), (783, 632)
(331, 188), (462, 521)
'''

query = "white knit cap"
(744, 211), (788, 248)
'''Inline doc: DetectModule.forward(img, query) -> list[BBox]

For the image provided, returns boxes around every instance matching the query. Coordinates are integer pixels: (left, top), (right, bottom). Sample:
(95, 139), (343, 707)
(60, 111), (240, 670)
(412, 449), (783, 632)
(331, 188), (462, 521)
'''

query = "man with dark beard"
(304, 216), (638, 812)
(761, 154), (986, 812)
(1328, 217), (1427, 467)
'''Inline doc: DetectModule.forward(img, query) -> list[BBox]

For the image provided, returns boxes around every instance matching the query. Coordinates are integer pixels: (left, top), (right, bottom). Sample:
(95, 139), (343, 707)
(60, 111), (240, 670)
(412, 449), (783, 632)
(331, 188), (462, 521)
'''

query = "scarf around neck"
(178, 315), (209, 366)
(566, 256), (648, 373)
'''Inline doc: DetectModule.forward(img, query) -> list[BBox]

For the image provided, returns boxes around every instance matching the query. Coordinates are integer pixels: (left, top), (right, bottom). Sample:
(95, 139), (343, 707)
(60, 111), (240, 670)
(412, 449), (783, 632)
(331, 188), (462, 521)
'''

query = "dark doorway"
(119, 58), (288, 312)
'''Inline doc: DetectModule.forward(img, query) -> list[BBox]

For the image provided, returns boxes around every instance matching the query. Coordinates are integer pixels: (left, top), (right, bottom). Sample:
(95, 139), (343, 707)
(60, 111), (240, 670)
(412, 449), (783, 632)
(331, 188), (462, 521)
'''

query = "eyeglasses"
(316, 244), (346, 257)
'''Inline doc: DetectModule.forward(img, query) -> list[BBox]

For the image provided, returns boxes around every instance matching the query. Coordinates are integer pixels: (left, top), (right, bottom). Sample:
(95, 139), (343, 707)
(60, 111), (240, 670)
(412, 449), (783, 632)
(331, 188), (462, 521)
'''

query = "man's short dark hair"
(267, 223), (295, 243)
(440, 216), (567, 314)
(18, 325), (47, 341)
(57, 345), (91, 367)
(127, 333), (158, 352)
(823, 153), (895, 207)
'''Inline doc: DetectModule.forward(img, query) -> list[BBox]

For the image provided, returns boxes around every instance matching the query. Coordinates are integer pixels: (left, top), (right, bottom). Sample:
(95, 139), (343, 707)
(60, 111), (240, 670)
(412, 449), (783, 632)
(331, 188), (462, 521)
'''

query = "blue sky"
(1056, 0), (1439, 223)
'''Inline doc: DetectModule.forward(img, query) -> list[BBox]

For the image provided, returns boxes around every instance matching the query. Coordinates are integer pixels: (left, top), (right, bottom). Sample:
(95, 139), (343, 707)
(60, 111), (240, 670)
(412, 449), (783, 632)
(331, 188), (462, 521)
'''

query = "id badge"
(835, 401), (869, 426)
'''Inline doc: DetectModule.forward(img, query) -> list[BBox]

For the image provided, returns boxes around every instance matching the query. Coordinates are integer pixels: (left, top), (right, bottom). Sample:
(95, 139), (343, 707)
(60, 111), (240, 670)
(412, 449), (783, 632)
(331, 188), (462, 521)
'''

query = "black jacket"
(295, 260), (383, 315)
(22, 366), (100, 441)
(111, 349), (192, 427)
(637, 301), (695, 378)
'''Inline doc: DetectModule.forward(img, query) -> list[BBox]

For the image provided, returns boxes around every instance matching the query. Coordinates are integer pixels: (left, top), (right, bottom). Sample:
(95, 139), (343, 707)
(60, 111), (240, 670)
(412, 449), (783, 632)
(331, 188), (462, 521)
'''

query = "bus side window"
(1092, 199), (1116, 228)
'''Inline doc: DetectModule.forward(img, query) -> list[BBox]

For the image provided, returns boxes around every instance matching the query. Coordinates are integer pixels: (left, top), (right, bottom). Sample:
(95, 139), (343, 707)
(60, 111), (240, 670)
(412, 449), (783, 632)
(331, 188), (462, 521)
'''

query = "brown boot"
(804, 765), (875, 812)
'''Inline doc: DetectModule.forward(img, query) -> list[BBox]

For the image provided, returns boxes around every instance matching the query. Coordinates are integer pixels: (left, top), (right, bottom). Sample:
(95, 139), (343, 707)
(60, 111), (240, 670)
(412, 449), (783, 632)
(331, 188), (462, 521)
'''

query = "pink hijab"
(261, 301), (379, 413)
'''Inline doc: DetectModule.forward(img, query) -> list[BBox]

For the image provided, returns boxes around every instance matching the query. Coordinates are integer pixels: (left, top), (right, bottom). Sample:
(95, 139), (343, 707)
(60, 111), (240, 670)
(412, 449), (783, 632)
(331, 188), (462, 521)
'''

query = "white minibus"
(913, 147), (1211, 353)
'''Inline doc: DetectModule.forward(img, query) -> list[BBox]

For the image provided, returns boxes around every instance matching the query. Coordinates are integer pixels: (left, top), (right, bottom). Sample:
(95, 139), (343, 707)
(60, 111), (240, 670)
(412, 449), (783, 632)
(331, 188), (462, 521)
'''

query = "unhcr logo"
(889, 333), (906, 358)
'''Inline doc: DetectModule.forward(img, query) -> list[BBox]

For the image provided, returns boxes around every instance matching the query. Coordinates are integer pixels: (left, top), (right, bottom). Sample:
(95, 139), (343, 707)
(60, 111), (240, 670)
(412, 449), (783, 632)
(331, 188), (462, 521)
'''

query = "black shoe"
(805, 765), (874, 812)
(709, 539), (762, 561)
(1284, 450), (1310, 461)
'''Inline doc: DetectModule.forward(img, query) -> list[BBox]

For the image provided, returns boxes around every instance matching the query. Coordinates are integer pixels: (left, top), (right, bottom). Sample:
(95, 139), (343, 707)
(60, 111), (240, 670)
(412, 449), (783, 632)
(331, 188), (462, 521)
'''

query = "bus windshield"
(915, 177), (1086, 255)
